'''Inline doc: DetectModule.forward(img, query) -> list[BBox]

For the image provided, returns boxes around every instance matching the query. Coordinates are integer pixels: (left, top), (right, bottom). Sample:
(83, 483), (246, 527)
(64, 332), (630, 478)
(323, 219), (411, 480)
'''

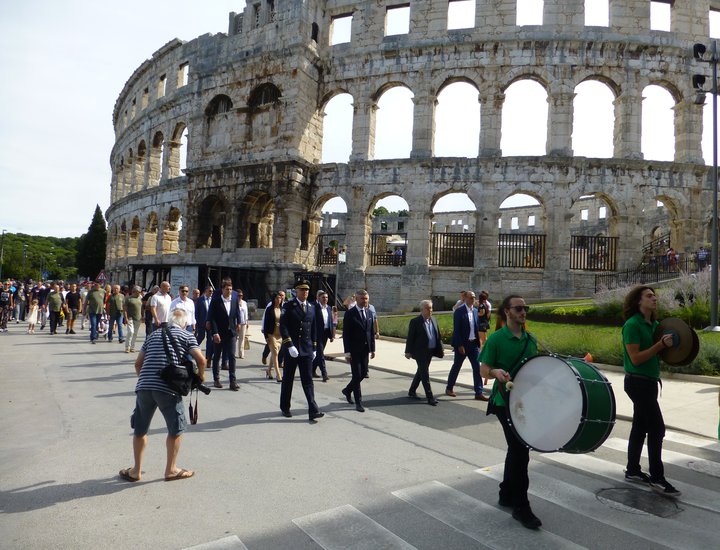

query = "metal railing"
(370, 233), (407, 266)
(498, 233), (546, 268)
(569, 235), (618, 271)
(594, 256), (695, 292)
(429, 232), (474, 267)
(315, 233), (345, 266)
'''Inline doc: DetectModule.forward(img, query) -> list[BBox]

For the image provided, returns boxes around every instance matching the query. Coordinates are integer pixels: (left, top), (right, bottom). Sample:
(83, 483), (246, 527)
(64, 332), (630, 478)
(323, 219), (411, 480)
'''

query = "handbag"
(159, 327), (195, 396)
(243, 335), (250, 350)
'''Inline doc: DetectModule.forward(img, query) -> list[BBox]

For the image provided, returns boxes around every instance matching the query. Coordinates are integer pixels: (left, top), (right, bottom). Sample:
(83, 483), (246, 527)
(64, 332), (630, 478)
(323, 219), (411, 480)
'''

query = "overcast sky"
(0, 1), (713, 237)
(0, 1), (240, 238)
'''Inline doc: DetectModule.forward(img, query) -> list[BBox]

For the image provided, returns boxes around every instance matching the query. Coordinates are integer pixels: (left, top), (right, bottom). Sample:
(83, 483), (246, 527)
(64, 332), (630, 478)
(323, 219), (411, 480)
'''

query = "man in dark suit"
(445, 290), (487, 400)
(279, 280), (323, 422)
(404, 299), (444, 406)
(194, 286), (214, 359)
(209, 278), (242, 391)
(341, 289), (375, 412)
(312, 290), (335, 382)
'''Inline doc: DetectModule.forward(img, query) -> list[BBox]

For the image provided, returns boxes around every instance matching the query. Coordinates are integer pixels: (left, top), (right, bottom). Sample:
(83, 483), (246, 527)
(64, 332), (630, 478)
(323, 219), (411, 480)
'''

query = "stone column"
(671, 0), (710, 38)
(410, 88), (435, 159)
(350, 97), (376, 162)
(543, 196), (573, 277)
(674, 98), (705, 164)
(476, 0), (516, 31)
(546, 88), (575, 157)
(613, 212), (645, 270)
(399, 209), (432, 306)
(544, 0), (584, 27)
(613, 88), (643, 160)
(609, 0), (650, 33)
(479, 91), (503, 157)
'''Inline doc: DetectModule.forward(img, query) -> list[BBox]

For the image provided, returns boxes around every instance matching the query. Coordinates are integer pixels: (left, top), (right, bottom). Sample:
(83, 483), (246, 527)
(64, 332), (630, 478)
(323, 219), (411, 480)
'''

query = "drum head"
(508, 355), (584, 452)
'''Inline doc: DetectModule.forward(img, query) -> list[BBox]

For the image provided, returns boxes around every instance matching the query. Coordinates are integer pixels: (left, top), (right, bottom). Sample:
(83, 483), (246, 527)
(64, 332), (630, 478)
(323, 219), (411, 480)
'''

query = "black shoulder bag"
(159, 327), (196, 397)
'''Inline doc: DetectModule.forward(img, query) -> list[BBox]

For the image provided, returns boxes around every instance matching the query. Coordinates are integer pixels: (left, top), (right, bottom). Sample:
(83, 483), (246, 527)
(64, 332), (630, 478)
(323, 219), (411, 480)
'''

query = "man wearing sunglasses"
(445, 290), (486, 400)
(480, 295), (540, 530)
(170, 285), (196, 334)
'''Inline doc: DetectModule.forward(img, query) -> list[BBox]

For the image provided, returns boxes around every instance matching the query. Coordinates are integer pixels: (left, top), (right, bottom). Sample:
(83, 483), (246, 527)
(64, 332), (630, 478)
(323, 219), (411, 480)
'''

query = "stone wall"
(105, 0), (716, 309)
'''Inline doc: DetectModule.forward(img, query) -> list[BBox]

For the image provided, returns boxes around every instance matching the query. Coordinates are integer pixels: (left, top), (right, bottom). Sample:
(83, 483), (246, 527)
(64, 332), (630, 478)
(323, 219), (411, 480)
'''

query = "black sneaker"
(649, 478), (681, 497)
(624, 470), (651, 484)
(512, 506), (542, 529)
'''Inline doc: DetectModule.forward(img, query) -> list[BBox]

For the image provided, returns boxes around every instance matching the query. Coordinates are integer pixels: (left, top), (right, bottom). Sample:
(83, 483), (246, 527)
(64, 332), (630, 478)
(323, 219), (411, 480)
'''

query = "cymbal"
(654, 317), (700, 366)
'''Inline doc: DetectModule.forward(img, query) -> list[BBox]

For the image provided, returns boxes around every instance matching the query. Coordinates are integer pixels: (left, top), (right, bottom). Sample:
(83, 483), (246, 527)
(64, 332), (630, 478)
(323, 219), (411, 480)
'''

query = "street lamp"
(693, 41), (720, 331)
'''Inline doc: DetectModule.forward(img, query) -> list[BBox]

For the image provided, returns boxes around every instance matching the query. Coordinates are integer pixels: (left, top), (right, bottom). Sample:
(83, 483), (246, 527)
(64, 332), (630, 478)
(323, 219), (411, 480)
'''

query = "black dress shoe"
(512, 507), (542, 529)
(229, 381), (239, 391)
(281, 410), (292, 418)
(341, 388), (354, 404)
(355, 403), (365, 413)
(427, 398), (439, 406)
(309, 412), (325, 420)
(322, 376), (329, 382)
(408, 391), (420, 399)
(498, 494), (512, 507)
(312, 372), (321, 378)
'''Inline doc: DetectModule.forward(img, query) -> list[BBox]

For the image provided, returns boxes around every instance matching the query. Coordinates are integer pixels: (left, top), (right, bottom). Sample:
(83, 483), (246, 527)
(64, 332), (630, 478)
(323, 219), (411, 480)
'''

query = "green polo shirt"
(85, 289), (106, 315)
(125, 296), (142, 321)
(46, 292), (63, 312)
(480, 324), (538, 407)
(622, 312), (660, 380)
(108, 293), (125, 316)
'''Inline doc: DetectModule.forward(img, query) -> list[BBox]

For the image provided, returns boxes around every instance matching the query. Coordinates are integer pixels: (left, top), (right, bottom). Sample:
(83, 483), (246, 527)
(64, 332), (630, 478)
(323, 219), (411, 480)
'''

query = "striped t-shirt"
(136, 326), (200, 395)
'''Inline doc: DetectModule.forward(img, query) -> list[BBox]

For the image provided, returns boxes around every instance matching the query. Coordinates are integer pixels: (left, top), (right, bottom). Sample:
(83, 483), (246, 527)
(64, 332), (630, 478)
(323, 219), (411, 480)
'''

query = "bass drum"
(507, 355), (616, 453)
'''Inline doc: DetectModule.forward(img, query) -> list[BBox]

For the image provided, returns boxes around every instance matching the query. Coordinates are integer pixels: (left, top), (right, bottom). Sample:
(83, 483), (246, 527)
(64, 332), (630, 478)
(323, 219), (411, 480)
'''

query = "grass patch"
(376, 313), (720, 376)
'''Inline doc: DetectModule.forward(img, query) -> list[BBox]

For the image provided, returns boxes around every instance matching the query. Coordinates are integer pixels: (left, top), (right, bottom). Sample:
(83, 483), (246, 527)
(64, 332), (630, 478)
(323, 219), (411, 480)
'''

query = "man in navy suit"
(341, 289), (376, 412)
(312, 290), (335, 382)
(445, 290), (487, 400)
(404, 299), (444, 405)
(209, 278), (242, 391)
(194, 286), (214, 359)
(279, 280), (323, 421)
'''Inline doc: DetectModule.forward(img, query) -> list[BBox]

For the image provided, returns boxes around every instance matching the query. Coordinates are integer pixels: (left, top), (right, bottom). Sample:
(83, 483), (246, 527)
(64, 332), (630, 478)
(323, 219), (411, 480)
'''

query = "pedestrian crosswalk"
(189, 429), (720, 549)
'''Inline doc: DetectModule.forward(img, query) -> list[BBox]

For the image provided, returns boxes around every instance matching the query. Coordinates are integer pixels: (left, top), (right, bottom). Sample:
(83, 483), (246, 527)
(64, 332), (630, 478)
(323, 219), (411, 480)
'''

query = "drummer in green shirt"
(480, 294), (540, 530)
(621, 285), (680, 497)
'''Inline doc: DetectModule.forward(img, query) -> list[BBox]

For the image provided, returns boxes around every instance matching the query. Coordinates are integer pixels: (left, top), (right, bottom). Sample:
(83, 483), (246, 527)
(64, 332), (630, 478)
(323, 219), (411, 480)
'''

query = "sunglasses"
(180, 289), (189, 293)
(509, 305), (530, 313)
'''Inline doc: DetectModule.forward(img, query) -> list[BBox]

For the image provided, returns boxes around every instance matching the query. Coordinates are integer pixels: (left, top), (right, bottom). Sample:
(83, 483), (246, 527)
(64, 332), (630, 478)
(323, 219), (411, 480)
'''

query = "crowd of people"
(2, 275), (691, 532)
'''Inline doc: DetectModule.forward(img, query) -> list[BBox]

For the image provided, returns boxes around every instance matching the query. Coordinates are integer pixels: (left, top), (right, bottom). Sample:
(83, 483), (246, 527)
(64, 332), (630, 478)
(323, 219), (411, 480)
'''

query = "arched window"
(205, 94), (234, 116)
(249, 83), (281, 109)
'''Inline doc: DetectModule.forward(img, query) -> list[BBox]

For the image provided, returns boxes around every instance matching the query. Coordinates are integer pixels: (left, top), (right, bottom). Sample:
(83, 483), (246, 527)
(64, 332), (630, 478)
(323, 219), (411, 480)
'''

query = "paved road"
(1, 324), (719, 549)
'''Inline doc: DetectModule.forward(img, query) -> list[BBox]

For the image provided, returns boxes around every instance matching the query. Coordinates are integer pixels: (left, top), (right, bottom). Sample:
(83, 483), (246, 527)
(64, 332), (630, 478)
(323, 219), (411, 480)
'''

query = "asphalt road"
(2, 327), (719, 549)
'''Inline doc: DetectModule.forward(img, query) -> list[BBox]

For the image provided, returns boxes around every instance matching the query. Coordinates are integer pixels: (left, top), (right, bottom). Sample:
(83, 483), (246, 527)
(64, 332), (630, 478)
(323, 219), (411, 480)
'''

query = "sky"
(0, 1), (715, 237)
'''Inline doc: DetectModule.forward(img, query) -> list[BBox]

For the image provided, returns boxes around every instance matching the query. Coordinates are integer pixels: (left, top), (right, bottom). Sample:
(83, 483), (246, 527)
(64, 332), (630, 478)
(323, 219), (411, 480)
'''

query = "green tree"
(76, 205), (107, 279)
(373, 206), (390, 216)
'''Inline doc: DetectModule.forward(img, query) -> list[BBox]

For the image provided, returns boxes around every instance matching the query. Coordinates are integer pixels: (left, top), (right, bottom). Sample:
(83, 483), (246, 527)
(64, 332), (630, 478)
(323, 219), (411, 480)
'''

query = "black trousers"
(49, 310), (60, 334)
(495, 406), (530, 510)
(280, 353), (319, 417)
(409, 351), (434, 397)
(344, 352), (369, 403)
(212, 334), (236, 382)
(312, 329), (331, 376)
(625, 375), (665, 480)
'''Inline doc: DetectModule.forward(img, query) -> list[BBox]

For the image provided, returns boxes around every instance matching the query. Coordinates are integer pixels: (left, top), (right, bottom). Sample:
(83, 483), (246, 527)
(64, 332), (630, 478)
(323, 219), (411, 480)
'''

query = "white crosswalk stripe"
(477, 462), (719, 550)
(393, 480), (584, 549)
(183, 536), (248, 550)
(663, 431), (720, 453)
(543, 450), (720, 514)
(604, 437), (720, 478)
(293, 504), (418, 550)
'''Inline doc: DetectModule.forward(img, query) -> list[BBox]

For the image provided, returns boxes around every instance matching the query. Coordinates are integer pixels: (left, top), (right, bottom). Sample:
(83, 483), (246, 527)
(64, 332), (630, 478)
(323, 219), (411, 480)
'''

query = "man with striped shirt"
(119, 309), (206, 482)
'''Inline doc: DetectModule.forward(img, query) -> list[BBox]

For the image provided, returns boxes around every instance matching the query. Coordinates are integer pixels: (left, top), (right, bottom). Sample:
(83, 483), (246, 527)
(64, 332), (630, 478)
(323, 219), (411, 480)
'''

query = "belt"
(625, 373), (658, 381)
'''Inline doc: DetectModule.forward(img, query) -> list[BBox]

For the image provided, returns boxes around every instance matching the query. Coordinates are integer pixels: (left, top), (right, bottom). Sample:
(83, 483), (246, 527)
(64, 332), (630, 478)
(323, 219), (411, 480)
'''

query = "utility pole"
(0, 230), (6, 281)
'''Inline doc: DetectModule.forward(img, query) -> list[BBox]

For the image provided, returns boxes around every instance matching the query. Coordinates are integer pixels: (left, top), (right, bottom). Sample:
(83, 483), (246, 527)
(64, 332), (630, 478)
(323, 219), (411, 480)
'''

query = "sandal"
(119, 468), (140, 483)
(164, 468), (194, 481)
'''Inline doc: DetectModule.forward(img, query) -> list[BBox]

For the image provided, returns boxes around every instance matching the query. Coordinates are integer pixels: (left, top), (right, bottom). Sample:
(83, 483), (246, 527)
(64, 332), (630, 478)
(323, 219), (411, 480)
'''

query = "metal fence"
(594, 257), (695, 292)
(370, 233), (407, 266)
(315, 233), (345, 266)
(569, 235), (618, 271)
(498, 233), (546, 268)
(429, 232), (474, 267)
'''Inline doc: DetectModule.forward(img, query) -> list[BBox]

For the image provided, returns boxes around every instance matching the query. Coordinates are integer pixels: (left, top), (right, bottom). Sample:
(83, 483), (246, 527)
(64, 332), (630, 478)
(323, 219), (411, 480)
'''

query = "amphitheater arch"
(196, 195), (226, 249)
(573, 80), (615, 158)
(248, 83), (282, 144)
(569, 193), (619, 271)
(373, 84), (414, 160)
(119, 221), (127, 258)
(367, 194), (410, 266)
(149, 132), (164, 187)
(128, 216), (140, 257)
(641, 84), (676, 161)
(143, 212), (158, 256)
(313, 194), (349, 264)
(237, 190), (275, 249)
(429, 192), (477, 267)
(321, 92), (354, 163)
(434, 81), (480, 158)
(136, 141), (147, 190)
(497, 192), (546, 268)
(163, 207), (182, 254)
(501, 79), (548, 156)
(169, 123), (188, 178)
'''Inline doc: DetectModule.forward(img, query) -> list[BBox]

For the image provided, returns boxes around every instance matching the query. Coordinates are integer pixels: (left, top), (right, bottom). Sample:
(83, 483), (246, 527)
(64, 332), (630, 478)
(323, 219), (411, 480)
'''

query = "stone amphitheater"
(105, 0), (718, 310)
